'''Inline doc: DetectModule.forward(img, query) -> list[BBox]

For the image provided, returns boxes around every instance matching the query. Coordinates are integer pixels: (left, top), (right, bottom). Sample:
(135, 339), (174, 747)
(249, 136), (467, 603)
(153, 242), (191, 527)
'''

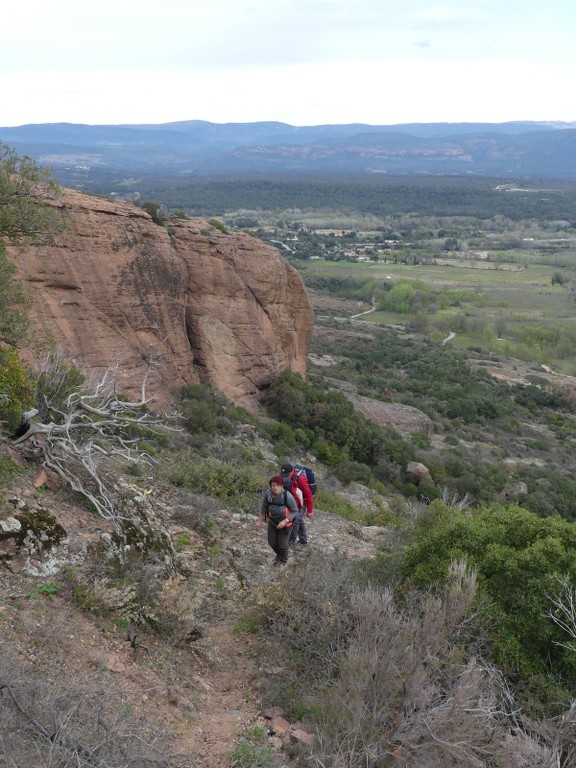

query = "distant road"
(351, 297), (376, 320)
(441, 332), (456, 346)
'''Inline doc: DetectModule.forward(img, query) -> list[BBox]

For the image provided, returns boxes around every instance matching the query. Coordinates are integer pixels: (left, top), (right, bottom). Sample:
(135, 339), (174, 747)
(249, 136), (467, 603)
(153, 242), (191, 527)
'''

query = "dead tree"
(10, 368), (173, 519)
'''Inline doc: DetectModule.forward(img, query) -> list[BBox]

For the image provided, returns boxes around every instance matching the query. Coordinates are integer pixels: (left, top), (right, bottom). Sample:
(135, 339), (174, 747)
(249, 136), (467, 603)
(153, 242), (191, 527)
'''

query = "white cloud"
(1, 0), (576, 126)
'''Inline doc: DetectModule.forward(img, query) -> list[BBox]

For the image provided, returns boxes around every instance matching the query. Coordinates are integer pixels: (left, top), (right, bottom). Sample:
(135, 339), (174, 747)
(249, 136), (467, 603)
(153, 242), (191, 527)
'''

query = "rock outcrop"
(344, 393), (433, 438)
(9, 189), (313, 411)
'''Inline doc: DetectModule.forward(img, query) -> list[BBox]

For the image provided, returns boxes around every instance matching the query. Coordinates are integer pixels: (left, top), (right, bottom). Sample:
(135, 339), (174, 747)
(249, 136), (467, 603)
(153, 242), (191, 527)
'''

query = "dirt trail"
(173, 614), (262, 766)
(0, 473), (382, 767)
(171, 509), (380, 764)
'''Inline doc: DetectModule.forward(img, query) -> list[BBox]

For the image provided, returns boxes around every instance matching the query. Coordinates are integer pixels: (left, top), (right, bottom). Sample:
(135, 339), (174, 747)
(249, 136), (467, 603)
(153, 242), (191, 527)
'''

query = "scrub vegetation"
(4, 153), (576, 764)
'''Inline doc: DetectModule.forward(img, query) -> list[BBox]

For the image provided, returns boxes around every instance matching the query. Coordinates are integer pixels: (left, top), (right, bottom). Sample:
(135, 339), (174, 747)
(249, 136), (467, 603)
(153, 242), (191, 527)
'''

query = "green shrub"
(267, 421), (296, 448)
(400, 501), (576, 683)
(315, 489), (389, 526)
(294, 427), (314, 449)
(140, 201), (166, 225)
(157, 453), (264, 512)
(334, 460), (372, 486)
(181, 399), (218, 434)
(230, 725), (277, 768)
(0, 347), (34, 432)
(208, 218), (228, 234)
(0, 453), (23, 491)
(34, 353), (86, 423)
(177, 382), (252, 436)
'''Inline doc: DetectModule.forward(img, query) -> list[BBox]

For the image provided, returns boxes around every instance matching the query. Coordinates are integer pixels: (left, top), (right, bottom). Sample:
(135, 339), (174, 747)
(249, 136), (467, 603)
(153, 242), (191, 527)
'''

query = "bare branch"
(11, 364), (175, 519)
(545, 574), (576, 652)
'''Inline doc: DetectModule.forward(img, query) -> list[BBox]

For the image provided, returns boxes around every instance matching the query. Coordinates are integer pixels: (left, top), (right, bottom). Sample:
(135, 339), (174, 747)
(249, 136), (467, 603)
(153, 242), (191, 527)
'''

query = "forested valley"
(3, 156), (576, 766)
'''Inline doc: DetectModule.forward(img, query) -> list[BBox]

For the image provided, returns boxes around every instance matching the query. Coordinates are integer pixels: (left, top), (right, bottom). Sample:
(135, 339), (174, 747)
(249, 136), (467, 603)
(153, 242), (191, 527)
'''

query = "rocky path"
(166, 506), (383, 765)
(0, 467), (384, 767)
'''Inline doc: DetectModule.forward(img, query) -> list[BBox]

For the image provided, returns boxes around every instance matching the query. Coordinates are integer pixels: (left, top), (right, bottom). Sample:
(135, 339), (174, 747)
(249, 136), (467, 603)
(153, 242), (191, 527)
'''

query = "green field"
(302, 255), (576, 373)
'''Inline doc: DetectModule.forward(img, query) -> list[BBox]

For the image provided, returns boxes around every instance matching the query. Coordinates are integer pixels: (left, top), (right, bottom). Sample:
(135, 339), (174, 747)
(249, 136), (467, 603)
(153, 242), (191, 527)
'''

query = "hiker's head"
(270, 475), (284, 493)
(280, 463), (294, 477)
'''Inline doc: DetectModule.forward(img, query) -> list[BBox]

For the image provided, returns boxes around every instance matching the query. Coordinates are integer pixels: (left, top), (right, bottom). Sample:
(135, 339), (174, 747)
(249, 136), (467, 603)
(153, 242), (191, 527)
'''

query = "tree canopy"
(0, 143), (62, 430)
(0, 142), (62, 347)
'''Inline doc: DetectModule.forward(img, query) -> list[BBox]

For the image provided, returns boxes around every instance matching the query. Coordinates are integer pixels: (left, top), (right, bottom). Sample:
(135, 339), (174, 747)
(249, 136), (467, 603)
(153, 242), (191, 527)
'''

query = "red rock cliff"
(9, 189), (313, 411)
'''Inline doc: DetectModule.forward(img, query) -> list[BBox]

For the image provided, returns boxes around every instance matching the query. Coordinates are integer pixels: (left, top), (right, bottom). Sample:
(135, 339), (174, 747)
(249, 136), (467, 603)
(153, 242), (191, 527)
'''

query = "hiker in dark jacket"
(280, 463), (313, 547)
(256, 475), (299, 566)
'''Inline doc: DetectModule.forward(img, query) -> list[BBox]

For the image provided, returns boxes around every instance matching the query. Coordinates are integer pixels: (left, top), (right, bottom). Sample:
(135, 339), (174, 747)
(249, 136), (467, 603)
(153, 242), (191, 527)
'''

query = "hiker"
(280, 463), (313, 548)
(256, 475), (299, 566)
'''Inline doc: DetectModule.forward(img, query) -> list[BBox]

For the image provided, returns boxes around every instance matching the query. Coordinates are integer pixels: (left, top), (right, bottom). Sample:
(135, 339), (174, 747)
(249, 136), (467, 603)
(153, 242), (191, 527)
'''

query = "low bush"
(230, 725), (279, 768)
(0, 451), (23, 492)
(400, 501), (576, 686)
(157, 453), (265, 513)
(0, 643), (184, 766)
(0, 347), (34, 433)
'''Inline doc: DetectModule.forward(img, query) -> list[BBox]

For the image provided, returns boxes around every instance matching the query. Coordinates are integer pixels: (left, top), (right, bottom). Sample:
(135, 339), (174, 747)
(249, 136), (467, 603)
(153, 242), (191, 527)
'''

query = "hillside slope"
(0, 446), (382, 767)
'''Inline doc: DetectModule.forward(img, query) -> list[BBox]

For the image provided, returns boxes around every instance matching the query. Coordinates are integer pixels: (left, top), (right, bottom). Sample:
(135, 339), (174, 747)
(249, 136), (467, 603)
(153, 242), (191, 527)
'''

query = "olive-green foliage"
(157, 453), (264, 513)
(304, 274), (378, 303)
(126, 174), (576, 221)
(309, 321), (576, 511)
(139, 200), (166, 225)
(0, 256), (28, 347)
(0, 452), (23, 491)
(334, 460), (373, 486)
(552, 271), (569, 285)
(311, 326), (513, 426)
(34, 352), (86, 423)
(0, 146), (62, 433)
(0, 143), (62, 347)
(230, 725), (278, 768)
(376, 279), (431, 314)
(318, 488), (392, 526)
(516, 469), (576, 521)
(177, 383), (255, 436)
(0, 347), (34, 432)
(400, 501), (576, 683)
(261, 370), (415, 482)
(264, 420), (296, 447)
(208, 218), (228, 234)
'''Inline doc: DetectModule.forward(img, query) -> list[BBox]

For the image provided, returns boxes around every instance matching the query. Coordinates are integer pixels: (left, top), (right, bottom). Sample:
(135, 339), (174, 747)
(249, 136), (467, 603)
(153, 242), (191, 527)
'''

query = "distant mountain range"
(2, 119), (576, 179)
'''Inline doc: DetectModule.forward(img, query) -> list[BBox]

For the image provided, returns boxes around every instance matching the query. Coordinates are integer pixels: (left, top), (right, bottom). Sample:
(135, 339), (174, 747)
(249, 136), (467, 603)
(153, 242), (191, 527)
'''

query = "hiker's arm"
(285, 491), (299, 517)
(299, 477), (314, 516)
(256, 493), (268, 528)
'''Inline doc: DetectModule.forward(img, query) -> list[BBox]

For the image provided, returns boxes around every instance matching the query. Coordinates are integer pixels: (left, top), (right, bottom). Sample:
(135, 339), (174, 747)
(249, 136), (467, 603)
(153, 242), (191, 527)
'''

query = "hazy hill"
(2, 119), (576, 179)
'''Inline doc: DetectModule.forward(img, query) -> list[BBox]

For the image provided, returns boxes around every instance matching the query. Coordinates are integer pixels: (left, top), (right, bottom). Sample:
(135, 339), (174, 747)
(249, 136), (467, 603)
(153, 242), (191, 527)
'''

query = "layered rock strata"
(9, 189), (313, 411)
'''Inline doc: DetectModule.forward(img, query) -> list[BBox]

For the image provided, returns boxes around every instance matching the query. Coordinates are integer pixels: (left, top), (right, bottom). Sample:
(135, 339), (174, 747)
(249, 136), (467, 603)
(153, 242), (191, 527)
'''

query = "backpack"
(294, 464), (318, 496)
(267, 489), (293, 527)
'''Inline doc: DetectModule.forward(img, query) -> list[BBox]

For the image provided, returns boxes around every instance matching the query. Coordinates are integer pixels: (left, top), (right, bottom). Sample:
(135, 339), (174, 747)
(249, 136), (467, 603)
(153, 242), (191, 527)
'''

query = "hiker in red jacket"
(280, 463), (313, 548)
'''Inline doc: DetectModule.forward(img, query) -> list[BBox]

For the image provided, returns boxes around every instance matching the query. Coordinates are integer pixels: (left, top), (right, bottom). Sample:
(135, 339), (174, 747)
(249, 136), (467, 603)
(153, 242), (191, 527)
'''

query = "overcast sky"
(2, 0), (574, 127)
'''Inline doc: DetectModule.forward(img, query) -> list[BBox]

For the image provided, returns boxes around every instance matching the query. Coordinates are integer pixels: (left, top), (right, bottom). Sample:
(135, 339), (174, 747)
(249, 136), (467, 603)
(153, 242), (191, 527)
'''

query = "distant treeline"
(57, 170), (576, 222)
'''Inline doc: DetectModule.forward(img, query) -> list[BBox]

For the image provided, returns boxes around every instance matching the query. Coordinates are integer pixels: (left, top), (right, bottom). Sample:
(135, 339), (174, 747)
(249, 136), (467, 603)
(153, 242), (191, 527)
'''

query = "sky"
(2, 0), (575, 128)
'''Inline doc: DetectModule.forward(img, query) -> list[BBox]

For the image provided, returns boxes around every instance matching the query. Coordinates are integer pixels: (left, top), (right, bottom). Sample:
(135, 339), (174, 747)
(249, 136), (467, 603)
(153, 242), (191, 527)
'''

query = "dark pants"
(267, 523), (291, 563)
(289, 511), (308, 544)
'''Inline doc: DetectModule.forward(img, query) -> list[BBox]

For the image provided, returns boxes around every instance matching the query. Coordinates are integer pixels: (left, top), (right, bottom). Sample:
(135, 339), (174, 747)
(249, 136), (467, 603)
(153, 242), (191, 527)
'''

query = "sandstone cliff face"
(9, 189), (313, 411)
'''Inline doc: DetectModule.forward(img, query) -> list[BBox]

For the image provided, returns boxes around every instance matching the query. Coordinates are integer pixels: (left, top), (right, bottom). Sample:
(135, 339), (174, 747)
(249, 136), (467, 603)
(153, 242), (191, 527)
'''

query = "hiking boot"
(273, 560), (287, 567)
(296, 540), (308, 546)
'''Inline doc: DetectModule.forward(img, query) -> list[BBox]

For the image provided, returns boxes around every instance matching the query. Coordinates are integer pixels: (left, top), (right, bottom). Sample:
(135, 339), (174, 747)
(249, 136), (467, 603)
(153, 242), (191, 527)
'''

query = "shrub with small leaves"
(0, 347), (34, 433)
(158, 453), (265, 512)
(230, 725), (278, 768)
